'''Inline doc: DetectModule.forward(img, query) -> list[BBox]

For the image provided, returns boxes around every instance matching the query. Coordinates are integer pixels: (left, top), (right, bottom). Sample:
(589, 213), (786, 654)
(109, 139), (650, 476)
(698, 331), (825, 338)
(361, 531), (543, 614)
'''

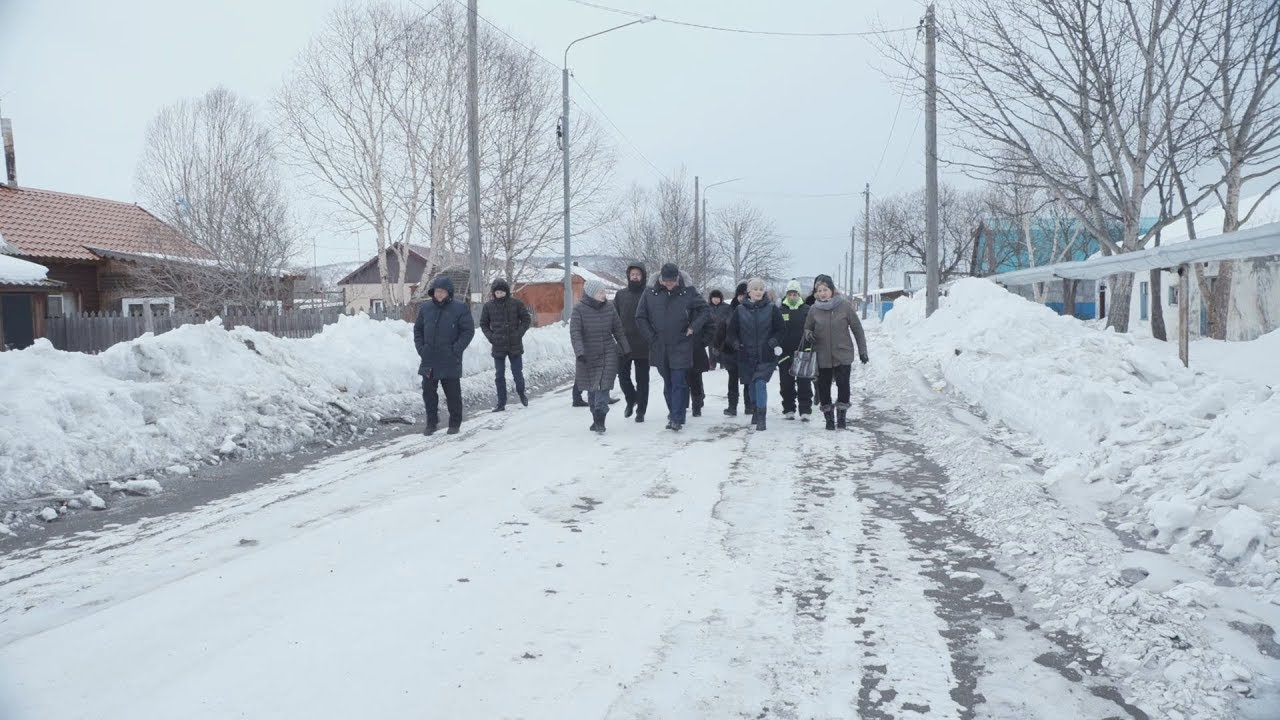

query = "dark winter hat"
(813, 274), (836, 293)
(491, 278), (511, 295)
(734, 281), (749, 298)
(709, 289), (724, 301)
(660, 263), (680, 281)
(429, 274), (455, 296)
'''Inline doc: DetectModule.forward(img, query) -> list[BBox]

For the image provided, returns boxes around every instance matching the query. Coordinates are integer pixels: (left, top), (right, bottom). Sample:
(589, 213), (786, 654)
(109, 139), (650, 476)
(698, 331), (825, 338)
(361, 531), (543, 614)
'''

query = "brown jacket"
(803, 294), (868, 369)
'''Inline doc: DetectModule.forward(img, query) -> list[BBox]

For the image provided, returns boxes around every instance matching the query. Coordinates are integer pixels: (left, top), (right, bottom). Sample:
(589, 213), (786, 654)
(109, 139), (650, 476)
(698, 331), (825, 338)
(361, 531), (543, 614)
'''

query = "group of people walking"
(412, 262), (870, 436)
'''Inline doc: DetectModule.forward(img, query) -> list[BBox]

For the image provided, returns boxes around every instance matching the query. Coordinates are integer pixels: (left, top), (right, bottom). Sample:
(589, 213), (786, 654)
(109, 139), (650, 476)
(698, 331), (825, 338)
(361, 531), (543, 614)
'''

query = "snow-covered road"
(0, 372), (1221, 718)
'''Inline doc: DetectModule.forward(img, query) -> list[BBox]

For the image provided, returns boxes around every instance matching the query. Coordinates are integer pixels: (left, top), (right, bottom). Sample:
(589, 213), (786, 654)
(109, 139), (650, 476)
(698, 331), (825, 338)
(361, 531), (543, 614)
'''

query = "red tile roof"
(0, 185), (206, 262)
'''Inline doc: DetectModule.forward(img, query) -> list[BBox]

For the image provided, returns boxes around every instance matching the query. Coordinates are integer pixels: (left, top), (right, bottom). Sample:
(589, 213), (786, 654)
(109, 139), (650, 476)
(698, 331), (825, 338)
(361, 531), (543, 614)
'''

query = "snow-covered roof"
(515, 264), (622, 289)
(1146, 191), (1280, 248)
(854, 286), (907, 298)
(0, 253), (58, 287)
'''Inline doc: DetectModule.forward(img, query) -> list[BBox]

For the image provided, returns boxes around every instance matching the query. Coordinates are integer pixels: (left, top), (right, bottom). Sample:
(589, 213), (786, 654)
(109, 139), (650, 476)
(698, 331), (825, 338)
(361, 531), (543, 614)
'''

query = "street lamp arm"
(564, 17), (655, 66)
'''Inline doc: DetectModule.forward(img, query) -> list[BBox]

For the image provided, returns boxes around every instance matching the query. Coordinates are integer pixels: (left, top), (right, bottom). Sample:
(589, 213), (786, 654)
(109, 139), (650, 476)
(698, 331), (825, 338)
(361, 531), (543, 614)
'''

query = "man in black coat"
(715, 282), (754, 417)
(480, 278), (532, 412)
(613, 263), (650, 422)
(635, 263), (709, 431)
(413, 274), (476, 435)
(777, 279), (814, 420)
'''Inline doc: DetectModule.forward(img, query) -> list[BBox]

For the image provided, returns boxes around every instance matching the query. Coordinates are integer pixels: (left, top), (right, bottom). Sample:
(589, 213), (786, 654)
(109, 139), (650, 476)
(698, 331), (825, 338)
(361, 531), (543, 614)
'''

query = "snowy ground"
(1, 364), (1274, 719)
(2, 281), (1278, 719)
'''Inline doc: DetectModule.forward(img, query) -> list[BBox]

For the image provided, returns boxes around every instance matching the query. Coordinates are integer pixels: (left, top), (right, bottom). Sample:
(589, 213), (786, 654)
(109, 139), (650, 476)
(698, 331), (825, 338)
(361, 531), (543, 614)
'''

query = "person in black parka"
(414, 274), (476, 434)
(706, 289), (730, 372)
(480, 278), (532, 412)
(726, 277), (784, 431)
(715, 282), (754, 417)
(613, 263), (650, 422)
(635, 262), (709, 431)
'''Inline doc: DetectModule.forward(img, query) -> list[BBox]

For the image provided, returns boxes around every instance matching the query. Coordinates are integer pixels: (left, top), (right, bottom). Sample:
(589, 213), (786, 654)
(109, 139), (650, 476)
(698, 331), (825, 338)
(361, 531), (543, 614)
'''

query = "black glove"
(859, 353), (870, 364)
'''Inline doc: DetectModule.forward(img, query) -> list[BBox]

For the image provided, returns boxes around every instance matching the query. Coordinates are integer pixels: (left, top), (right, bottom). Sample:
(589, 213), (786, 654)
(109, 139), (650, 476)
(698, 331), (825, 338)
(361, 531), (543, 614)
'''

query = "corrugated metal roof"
(992, 221), (1280, 285)
(0, 185), (205, 261)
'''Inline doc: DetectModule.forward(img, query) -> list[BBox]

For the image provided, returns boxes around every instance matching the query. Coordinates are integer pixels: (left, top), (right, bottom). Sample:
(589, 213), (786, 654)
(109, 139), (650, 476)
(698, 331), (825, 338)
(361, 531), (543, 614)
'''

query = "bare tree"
(480, 45), (615, 288)
(135, 86), (297, 315)
(277, 3), (437, 307)
(610, 170), (707, 282)
(889, 0), (1219, 332)
(712, 201), (789, 285)
(1167, 0), (1280, 338)
(877, 184), (985, 281)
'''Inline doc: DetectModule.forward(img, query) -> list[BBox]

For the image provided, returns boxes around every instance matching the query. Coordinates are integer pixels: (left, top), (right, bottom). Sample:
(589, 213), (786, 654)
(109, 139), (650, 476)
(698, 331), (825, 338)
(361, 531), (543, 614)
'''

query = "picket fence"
(42, 305), (410, 355)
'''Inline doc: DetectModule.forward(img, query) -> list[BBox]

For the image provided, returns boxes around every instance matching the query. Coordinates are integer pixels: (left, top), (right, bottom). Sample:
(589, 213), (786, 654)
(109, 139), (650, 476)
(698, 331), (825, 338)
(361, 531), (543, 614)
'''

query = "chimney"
(1, 116), (15, 188)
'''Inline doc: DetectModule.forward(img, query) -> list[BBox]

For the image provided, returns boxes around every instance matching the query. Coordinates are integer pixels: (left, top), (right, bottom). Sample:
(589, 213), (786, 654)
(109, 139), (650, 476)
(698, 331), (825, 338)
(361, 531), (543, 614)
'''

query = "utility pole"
(702, 198), (708, 287)
(693, 175), (700, 286)
(924, 3), (940, 317)
(862, 183), (871, 319)
(466, 0), (483, 320)
(848, 227), (855, 300)
(843, 251), (850, 293)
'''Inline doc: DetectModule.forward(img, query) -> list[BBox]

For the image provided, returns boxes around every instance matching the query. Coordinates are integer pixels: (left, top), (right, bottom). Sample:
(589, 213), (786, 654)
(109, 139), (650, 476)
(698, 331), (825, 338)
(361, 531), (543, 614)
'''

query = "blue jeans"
(494, 353), (525, 407)
(751, 379), (768, 412)
(659, 365), (689, 423)
(587, 390), (611, 417)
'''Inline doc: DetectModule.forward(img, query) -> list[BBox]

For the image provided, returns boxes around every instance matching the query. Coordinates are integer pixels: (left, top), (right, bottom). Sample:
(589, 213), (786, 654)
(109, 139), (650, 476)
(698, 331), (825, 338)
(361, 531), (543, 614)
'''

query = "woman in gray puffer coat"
(803, 274), (869, 431)
(571, 279), (631, 433)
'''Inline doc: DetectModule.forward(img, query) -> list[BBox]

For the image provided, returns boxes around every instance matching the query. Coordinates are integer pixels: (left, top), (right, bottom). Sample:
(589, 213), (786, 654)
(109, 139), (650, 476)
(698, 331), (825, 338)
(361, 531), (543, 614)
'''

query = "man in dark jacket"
(715, 282), (754, 417)
(480, 278), (532, 412)
(613, 263), (650, 422)
(413, 274), (476, 435)
(635, 263), (709, 431)
(777, 279), (814, 421)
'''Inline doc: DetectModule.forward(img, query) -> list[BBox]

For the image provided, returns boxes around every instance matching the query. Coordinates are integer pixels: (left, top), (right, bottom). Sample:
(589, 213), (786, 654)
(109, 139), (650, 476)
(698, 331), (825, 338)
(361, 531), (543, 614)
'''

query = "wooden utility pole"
(693, 175), (700, 285)
(924, 3), (940, 317)
(466, 0), (483, 319)
(862, 183), (871, 319)
(1178, 265), (1190, 366)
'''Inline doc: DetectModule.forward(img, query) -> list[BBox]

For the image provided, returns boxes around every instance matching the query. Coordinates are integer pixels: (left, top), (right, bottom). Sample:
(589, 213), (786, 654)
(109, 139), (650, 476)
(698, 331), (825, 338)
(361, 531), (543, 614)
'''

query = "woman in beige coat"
(803, 274), (869, 430)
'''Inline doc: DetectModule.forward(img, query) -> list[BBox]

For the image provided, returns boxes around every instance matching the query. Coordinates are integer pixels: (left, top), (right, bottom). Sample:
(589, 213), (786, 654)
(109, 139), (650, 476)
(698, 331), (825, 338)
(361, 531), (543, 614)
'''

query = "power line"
(871, 42), (918, 186)
(722, 189), (862, 199)
(568, 0), (916, 38)
(570, 76), (669, 180)
(434, 0), (561, 71)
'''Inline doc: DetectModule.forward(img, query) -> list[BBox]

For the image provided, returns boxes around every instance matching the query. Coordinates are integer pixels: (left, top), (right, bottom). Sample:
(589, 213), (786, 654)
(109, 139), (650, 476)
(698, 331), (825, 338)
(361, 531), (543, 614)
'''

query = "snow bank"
(882, 279), (1280, 587)
(0, 315), (574, 501)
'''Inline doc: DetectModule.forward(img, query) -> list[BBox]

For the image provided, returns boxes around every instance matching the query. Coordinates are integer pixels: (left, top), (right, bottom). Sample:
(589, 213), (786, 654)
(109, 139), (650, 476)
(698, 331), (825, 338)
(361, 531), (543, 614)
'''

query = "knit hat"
(785, 279), (802, 295)
(708, 289), (723, 301)
(746, 277), (767, 294)
(734, 281), (748, 298)
(660, 263), (680, 281)
(583, 278), (606, 299)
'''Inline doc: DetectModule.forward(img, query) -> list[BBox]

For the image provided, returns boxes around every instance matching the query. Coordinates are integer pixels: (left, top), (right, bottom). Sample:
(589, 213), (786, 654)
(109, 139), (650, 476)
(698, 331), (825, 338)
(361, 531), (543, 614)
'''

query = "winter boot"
(518, 391), (529, 407)
(423, 422), (438, 436)
(635, 410), (645, 423)
(596, 412), (607, 434)
(783, 411), (796, 421)
(755, 409), (767, 431)
(446, 425), (460, 435)
(723, 405), (738, 417)
(590, 412), (605, 433)
(492, 404), (505, 413)
(822, 407), (836, 431)
(800, 412), (812, 423)
(572, 395), (589, 408)
(625, 400), (635, 418)
(836, 409), (848, 429)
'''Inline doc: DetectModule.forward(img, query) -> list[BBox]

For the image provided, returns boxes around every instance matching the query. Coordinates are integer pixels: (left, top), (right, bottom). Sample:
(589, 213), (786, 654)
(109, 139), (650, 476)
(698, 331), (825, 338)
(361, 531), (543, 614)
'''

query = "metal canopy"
(992, 221), (1280, 286)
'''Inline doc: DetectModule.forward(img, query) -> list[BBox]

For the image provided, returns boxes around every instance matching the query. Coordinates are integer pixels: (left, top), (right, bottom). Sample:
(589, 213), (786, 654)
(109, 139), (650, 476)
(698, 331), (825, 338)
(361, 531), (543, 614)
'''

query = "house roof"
(0, 185), (205, 262)
(517, 263), (623, 289)
(0, 253), (63, 290)
(337, 244), (435, 286)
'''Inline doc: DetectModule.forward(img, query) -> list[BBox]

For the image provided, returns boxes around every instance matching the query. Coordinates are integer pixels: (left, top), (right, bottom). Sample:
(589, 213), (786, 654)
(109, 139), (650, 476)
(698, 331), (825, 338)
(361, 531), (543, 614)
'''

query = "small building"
(852, 286), (912, 320)
(513, 262), (621, 326)
(337, 244), (472, 313)
(0, 253), (63, 350)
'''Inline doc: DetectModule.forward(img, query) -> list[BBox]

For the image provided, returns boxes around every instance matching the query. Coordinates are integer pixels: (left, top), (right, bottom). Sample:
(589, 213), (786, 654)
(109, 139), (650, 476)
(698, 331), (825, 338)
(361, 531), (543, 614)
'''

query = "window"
(47, 295), (64, 317)
(370, 298), (386, 313)
(1169, 286), (1178, 305)
(1139, 281), (1149, 321)
(122, 296), (175, 317)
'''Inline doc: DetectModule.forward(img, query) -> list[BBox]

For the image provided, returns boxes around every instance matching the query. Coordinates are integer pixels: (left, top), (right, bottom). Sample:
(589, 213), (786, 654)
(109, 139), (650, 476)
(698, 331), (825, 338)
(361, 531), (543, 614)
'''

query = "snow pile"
(882, 279), (1280, 589)
(0, 254), (49, 285)
(0, 314), (574, 501)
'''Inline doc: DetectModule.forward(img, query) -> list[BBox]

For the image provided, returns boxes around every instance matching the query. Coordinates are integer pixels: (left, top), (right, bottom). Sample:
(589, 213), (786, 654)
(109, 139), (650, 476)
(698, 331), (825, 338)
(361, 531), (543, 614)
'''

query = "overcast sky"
(0, 0), (943, 285)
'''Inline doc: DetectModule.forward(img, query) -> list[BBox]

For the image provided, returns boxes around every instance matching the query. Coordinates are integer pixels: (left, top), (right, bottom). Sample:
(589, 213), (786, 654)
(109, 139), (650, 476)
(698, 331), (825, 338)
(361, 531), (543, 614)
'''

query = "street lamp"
(700, 177), (741, 286)
(562, 17), (654, 321)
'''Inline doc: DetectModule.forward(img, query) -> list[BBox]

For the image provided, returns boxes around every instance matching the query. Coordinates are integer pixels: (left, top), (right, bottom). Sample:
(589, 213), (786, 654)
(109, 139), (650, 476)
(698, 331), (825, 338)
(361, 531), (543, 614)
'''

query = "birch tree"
(712, 201), (789, 285)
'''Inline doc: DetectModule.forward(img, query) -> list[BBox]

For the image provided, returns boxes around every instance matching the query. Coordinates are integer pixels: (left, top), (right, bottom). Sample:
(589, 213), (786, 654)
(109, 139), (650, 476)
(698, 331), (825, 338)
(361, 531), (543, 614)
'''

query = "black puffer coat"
(480, 279), (532, 356)
(571, 296), (630, 392)
(413, 275), (476, 380)
(612, 264), (649, 361)
(635, 273), (709, 370)
(727, 297), (783, 383)
(778, 299), (810, 357)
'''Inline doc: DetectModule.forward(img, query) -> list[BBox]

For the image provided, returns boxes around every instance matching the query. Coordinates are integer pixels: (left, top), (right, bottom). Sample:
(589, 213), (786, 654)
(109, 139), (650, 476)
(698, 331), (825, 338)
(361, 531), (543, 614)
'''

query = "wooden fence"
(42, 305), (411, 355)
